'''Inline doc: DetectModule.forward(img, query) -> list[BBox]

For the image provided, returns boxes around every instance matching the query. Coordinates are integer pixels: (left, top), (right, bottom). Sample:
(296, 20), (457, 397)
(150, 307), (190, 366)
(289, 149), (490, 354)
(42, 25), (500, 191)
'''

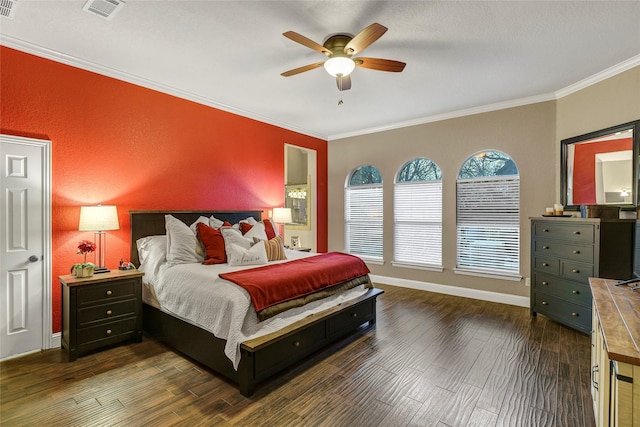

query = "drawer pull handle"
(572, 269), (579, 274)
(573, 231), (581, 235)
(541, 301), (548, 305)
(352, 312), (358, 318)
(106, 329), (112, 335)
(572, 250), (580, 254)
(571, 312), (579, 317)
(106, 290), (113, 296)
(543, 246), (549, 250)
(541, 281), (548, 286)
(543, 228), (549, 232)
(294, 341), (300, 347)
(106, 310), (113, 316)
(572, 290), (579, 295)
(592, 365), (599, 390)
(542, 263), (549, 267)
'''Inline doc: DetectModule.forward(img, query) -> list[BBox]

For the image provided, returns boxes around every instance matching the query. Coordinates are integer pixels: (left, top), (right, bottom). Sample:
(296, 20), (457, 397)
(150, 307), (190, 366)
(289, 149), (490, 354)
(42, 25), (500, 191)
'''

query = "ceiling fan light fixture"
(324, 57), (355, 77)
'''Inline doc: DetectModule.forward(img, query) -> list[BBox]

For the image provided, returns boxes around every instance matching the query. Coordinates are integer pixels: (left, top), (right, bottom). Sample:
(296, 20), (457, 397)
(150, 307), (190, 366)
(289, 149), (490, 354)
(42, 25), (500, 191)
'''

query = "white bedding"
(140, 249), (370, 369)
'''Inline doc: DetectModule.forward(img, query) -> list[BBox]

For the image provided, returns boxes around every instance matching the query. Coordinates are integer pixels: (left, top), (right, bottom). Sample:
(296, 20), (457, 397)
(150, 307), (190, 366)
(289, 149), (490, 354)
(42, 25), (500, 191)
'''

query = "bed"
(129, 210), (383, 397)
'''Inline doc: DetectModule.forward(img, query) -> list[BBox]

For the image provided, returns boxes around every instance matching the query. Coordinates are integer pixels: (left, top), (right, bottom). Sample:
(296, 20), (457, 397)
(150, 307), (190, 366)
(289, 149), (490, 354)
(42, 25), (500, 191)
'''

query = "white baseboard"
(50, 332), (61, 349)
(369, 274), (530, 308)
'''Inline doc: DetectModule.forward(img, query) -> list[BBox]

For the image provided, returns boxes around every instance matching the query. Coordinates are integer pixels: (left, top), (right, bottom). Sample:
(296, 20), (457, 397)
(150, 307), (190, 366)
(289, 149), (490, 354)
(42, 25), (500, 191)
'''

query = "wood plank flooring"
(0, 284), (596, 426)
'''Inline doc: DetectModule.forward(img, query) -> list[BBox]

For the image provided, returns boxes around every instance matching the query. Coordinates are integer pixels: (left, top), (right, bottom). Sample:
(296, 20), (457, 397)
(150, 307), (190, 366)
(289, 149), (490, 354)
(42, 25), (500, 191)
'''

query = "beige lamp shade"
(78, 205), (120, 231)
(272, 207), (292, 224)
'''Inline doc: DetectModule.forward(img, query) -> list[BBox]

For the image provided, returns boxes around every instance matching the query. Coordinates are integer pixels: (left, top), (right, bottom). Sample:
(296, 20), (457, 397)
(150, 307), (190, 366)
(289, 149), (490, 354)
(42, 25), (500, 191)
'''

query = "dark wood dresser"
(60, 269), (144, 361)
(530, 217), (634, 334)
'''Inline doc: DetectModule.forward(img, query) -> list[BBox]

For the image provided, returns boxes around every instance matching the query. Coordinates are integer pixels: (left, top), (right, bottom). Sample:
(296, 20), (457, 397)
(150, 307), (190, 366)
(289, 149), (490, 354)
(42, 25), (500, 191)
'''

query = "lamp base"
(94, 266), (110, 274)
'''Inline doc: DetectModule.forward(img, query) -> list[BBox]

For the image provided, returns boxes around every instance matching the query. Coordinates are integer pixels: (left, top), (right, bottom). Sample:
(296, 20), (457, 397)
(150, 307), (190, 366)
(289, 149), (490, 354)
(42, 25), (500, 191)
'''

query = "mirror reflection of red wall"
(573, 138), (632, 204)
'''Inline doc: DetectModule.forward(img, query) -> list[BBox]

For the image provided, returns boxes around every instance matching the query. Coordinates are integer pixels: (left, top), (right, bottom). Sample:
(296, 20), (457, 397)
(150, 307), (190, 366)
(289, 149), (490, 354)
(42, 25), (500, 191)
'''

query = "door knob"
(28, 255), (39, 263)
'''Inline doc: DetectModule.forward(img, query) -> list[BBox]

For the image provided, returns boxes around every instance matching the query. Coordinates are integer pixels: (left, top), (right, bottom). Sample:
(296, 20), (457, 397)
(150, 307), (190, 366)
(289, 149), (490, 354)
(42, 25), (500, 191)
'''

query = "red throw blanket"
(219, 252), (370, 313)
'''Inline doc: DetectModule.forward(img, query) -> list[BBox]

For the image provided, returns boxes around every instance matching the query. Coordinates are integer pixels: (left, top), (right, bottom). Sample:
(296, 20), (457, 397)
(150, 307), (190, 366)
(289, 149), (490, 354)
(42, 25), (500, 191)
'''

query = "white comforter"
(142, 250), (370, 369)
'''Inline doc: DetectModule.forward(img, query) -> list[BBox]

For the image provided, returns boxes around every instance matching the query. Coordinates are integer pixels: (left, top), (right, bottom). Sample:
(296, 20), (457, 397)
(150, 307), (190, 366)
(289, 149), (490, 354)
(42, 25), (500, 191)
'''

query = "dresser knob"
(106, 290), (113, 296)
(106, 310), (113, 316)
(573, 231), (581, 235)
(541, 301), (548, 305)
(352, 312), (358, 318)
(572, 250), (580, 254)
(543, 228), (549, 232)
(543, 246), (549, 250)
(541, 281), (549, 286)
(571, 312), (579, 317)
(572, 290), (579, 295)
(106, 329), (112, 335)
(294, 341), (300, 347)
(572, 269), (579, 273)
(542, 263), (549, 267)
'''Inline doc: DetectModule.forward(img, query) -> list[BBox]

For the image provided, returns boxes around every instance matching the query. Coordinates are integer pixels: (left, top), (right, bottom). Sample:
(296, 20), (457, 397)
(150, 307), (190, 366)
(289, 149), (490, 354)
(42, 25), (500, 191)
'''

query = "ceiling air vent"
(82, 0), (125, 20)
(0, 0), (18, 19)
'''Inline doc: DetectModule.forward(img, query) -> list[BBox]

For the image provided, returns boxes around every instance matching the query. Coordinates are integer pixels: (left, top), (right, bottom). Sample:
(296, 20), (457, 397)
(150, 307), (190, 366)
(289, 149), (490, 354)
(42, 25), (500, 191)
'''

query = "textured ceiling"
(1, 1), (639, 140)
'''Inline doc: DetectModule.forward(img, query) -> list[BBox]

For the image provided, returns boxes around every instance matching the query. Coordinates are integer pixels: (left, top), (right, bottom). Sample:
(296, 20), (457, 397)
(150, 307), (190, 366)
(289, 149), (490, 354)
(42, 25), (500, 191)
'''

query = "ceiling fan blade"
(336, 75), (351, 91)
(283, 31), (333, 56)
(355, 57), (406, 72)
(281, 62), (325, 77)
(344, 23), (388, 55)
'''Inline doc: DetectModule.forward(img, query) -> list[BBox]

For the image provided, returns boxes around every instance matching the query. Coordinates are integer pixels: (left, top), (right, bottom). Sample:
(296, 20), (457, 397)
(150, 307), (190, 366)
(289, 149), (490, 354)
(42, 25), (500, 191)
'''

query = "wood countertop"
(590, 277), (640, 366)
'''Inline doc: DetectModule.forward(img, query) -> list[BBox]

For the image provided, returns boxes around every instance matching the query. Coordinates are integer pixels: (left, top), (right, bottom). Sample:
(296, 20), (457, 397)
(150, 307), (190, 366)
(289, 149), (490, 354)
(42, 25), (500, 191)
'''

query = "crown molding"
(0, 35), (325, 140)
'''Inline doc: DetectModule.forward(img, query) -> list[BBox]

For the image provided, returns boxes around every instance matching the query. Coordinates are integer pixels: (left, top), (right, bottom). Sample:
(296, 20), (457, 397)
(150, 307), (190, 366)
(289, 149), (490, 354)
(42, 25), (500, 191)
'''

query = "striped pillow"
(255, 235), (287, 261)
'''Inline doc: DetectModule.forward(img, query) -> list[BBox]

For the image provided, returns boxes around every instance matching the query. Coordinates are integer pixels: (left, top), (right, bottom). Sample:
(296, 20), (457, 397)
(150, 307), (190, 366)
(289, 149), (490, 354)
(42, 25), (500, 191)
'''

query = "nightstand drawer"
(77, 280), (136, 305)
(533, 222), (595, 243)
(78, 318), (137, 345)
(533, 240), (594, 263)
(533, 272), (591, 307)
(77, 299), (137, 326)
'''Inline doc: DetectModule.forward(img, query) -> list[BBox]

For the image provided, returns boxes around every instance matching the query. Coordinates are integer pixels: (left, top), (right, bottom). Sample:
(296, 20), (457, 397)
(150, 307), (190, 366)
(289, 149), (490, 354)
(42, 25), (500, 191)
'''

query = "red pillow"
(262, 218), (277, 240)
(239, 222), (253, 235)
(196, 222), (226, 264)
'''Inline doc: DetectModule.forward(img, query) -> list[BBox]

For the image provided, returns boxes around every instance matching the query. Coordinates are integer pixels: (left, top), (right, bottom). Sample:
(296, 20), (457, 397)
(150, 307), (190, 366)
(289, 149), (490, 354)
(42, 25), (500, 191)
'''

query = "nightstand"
(60, 269), (144, 361)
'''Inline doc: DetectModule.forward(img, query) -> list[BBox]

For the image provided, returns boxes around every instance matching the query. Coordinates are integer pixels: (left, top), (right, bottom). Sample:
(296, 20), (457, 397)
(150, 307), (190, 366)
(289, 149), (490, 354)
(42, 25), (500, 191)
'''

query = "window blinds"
(456, 176), (520, 275)
(394, 181), (442, 267)
(345, 185), (383, 261)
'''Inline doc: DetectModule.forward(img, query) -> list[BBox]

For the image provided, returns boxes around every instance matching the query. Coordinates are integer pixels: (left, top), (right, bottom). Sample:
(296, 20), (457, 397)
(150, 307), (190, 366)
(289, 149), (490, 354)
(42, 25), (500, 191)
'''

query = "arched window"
(393, 158), (443, 269)
(345, 165), (383, 262)
(456, 151), (520, 279)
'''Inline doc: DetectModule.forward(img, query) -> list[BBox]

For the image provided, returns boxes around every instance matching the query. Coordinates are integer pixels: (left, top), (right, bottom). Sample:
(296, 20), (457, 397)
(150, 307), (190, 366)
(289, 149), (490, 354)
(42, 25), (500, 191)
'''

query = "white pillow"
(232, 216), (258, 231)
(226, 241), (267, 266)
(165, 215), (204, 266)
(243, 221), (268, 241)
(189, 216), (210, 234)
(209, 216), (225, 229)
(221, 227), (252, 250)
(136, 235), (167, 283)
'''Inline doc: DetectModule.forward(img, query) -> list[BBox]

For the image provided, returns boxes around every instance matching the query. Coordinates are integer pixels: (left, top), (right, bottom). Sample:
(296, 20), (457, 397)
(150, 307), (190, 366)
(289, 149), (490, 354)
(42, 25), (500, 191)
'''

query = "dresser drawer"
(560, 260), (594, 283)
(533, 256), (560, 275)
(77, 299), (137, 327)
(532, 292), (592, 333)
(77, 317), (137, 346)
(533, 240), (594, 263)
(533, 272), (592, 307)
(533, 222), (595, 244)
(77, 280), (136, 305)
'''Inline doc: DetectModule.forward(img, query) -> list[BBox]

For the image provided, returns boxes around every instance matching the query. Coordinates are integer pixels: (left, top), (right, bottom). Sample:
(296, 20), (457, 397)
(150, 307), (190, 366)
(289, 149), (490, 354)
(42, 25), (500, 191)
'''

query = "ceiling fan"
(281, 23), (406, 91)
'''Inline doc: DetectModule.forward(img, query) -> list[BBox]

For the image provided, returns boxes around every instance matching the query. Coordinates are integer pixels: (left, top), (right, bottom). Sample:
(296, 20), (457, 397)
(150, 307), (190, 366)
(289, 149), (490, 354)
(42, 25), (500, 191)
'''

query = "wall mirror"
(561, 120), (639, 209)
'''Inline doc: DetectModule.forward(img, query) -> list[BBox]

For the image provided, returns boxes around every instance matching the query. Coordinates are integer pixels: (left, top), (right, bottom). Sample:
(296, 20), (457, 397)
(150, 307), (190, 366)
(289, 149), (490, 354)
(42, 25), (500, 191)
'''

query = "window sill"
(359, 257), (384, 266)
(453, 268), (522, 282)
(391, 261), (444, 272)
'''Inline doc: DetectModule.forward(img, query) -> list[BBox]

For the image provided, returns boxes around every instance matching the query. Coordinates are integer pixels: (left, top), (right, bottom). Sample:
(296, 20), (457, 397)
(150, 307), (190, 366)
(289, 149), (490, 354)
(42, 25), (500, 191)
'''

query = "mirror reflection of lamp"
(620, 188), (630, 197)
(78, 204), (120, 273)
(271, 207), (292, 236)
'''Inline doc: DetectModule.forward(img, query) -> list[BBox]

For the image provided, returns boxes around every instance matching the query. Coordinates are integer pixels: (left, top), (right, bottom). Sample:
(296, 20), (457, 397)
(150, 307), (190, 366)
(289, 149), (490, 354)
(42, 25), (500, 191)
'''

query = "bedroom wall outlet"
(525, 277), (530, 287)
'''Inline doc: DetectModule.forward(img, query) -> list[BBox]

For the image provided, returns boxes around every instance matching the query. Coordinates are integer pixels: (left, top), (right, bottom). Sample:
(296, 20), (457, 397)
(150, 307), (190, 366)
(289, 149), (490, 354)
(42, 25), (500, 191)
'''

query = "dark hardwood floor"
(0, 284), (596, 427)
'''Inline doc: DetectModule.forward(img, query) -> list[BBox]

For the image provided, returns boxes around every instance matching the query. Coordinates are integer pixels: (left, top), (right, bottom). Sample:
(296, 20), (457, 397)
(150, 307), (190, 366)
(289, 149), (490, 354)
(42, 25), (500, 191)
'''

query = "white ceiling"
(1, 1), (639, 140)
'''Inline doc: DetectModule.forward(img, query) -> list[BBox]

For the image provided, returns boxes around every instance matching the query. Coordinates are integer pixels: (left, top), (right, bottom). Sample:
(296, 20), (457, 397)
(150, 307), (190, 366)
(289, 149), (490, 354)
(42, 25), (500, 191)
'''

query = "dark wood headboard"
(129, 210), (262, 266)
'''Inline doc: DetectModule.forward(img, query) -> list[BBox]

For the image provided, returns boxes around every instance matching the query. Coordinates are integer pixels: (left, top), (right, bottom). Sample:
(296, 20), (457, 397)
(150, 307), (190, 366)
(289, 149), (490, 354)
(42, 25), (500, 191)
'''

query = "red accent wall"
(0, 47), (328, 333)
(572, 138), (632, 204)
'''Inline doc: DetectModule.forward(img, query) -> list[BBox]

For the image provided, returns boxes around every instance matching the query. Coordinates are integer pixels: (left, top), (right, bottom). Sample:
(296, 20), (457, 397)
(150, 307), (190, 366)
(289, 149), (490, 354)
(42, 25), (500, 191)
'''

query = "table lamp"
(79, 204), (120, 273)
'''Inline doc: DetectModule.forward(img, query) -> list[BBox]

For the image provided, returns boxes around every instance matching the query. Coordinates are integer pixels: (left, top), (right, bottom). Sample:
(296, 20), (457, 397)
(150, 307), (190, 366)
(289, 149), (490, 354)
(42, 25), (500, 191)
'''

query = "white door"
(0, 135), (51, 359)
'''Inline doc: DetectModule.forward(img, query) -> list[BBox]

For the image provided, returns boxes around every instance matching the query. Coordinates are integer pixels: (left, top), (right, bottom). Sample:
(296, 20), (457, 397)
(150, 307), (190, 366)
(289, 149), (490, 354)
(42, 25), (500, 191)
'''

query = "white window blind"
(345, 185), (383, 261)
(394, 181), (442, 267)
(456, 176), (520, 276)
